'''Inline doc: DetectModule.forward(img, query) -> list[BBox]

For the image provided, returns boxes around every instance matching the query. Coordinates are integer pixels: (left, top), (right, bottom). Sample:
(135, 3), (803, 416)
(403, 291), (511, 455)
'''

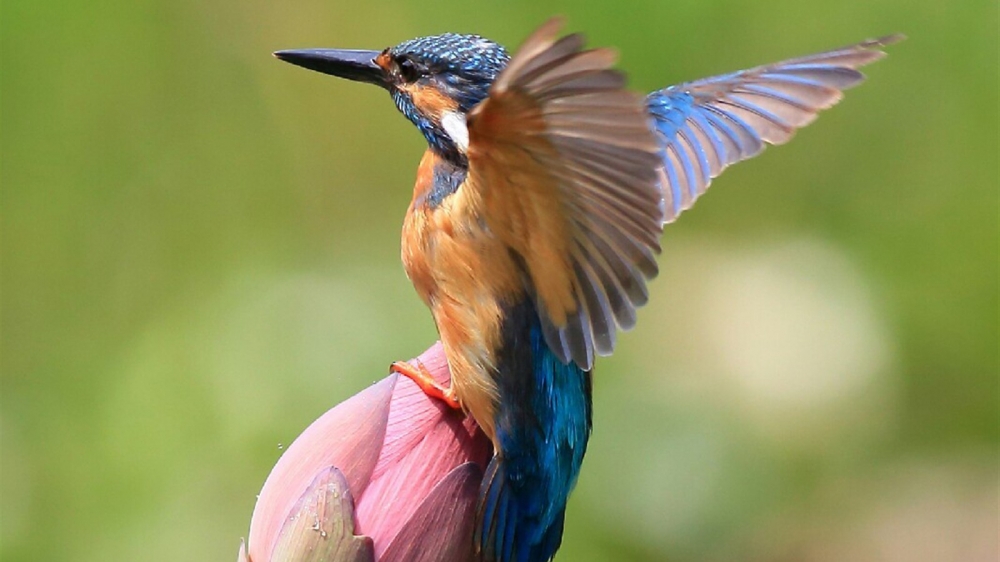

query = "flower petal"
(270, 467), (375, 562)
(370, 343), (455, 480)
(356, 346), (492, 554)
(250, 377), (395, 562)
(378, 463), (482, 562)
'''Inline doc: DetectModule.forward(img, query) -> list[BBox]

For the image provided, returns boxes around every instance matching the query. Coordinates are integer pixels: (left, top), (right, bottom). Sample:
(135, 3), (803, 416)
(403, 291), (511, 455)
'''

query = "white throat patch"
(440, 111), (469, 152)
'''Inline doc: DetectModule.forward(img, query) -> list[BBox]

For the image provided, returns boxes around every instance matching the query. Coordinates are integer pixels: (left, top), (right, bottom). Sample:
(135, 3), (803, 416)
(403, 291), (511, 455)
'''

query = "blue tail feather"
(474, 299), (592, 562)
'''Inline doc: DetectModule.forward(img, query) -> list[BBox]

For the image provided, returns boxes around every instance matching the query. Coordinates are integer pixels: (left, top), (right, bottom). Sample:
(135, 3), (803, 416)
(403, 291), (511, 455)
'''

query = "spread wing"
(649, 34), (904, 222)
(463, 18), (664, 370)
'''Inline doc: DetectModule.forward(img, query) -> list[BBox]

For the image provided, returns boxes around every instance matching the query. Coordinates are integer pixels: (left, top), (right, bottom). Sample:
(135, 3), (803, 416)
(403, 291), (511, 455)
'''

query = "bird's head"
(275, 33), (510, 163)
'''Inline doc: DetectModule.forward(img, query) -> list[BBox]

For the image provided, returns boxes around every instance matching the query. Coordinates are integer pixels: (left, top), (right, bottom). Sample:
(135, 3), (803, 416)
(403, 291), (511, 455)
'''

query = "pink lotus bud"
(241, 343), (492, 562)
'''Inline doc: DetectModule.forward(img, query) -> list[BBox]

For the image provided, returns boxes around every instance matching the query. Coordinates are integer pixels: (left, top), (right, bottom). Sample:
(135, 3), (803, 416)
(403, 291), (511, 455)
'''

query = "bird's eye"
(398, 58), (422, 83)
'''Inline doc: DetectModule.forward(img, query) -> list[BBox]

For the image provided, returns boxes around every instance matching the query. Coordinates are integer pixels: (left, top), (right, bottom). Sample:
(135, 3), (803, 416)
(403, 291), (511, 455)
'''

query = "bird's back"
(476, 298), (591, 562)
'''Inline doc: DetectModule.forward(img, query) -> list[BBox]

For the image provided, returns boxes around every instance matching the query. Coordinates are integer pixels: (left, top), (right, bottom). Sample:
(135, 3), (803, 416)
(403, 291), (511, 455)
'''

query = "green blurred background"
(2, 0), (997, 560)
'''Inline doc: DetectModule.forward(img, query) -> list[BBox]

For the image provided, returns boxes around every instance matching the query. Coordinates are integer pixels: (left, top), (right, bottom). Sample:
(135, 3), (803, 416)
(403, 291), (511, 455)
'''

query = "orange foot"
(390, 360), (462, 410)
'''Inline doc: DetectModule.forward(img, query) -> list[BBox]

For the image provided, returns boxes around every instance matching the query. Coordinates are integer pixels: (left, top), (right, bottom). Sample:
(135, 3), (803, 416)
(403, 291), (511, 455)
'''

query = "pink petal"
(355, 347), (492, 555)
(370, 343), (455, 480)
(355, 403), (489, 555)
(378, 463), (482, 562)
(269, 467), (375, 562)
(249, 377), (395, 562)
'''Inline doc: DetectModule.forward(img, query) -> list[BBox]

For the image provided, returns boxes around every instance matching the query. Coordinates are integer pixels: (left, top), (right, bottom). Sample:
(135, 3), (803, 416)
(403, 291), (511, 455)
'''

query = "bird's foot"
(390, 360), (462, 410)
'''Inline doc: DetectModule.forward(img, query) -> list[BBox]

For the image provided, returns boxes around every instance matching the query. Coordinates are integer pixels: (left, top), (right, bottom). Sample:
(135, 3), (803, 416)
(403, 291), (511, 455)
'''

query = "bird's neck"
(428, 141), (468, 168)
(419, 113), (468, 167)
(410, 148), (468, 209)
(406, 105), (469, 165)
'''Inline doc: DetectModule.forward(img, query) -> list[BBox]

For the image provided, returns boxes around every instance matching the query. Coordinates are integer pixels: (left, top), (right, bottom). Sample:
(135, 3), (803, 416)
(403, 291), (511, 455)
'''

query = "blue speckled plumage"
(391, 33), (510, 112)
(389, 34), (510, 158)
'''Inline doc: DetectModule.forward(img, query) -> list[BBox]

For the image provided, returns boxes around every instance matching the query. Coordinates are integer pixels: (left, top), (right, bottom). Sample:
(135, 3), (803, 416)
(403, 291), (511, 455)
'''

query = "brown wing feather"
(463, 17), (663, 369)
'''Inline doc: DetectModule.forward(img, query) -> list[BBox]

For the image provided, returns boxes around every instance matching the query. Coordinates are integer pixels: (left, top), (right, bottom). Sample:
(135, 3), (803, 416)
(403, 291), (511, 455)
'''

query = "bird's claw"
(390, 360), (462, 410)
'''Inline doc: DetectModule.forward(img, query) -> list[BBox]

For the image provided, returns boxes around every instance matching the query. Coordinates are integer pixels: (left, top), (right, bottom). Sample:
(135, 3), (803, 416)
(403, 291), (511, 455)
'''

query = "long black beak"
(273, 49), (386, 88)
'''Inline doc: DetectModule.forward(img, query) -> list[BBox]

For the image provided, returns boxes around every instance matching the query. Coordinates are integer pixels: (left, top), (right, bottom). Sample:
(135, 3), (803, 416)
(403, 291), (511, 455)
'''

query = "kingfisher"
(275, 18), (899, 562)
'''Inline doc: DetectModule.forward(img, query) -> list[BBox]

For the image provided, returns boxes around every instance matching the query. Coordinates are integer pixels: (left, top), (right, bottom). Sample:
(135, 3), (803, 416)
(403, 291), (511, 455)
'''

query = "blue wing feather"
(647, 34), (903, 223)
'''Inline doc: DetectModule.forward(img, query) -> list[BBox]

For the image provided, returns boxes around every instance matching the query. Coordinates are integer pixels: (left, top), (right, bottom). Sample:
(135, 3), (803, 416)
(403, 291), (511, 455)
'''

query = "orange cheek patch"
(404, 83), (459, 120)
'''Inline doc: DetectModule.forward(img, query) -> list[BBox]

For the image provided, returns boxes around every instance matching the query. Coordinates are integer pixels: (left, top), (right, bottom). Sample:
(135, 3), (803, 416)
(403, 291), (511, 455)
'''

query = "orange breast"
(401, 150), (522, 443)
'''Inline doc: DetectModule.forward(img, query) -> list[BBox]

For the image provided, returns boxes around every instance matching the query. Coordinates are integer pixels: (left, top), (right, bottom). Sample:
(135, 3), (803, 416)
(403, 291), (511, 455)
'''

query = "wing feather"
(650, 34), (903, 222)
(464, 17), (663, 369)
(459, 19), (901, 370)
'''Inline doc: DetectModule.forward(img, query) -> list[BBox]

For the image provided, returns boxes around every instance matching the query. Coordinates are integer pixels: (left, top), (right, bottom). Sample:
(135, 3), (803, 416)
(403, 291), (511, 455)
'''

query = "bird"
(274, 18), (900, 562)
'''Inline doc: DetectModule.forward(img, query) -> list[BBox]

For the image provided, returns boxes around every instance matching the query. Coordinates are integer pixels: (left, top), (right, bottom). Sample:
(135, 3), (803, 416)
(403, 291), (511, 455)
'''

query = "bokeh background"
(2, 0), (996, 560)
